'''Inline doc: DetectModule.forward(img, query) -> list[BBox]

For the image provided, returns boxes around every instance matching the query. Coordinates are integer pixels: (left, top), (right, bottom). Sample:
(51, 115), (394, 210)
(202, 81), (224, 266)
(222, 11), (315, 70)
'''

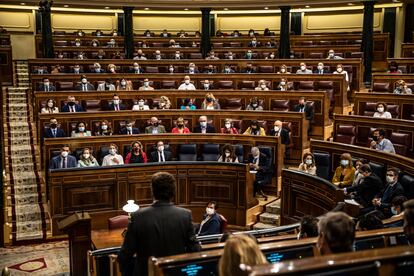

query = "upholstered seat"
(178, 144), (197, 161)
(239, 80), (255, 90)
(363, 102), (377, 117)
(313, 151), (331, 180)
(217, 80), (234, 90)
(108, 215), (129, 230)
(335, 125), (356, 145)
(56, 81), (74, 91)
(202, 144), (220, 161)
(271, 100), (290, 112)
(390, 132), (410, 156)
(387, 105), (400, 118)
(221, 98), (243, 110)
(372, 82), (390, 93)
(298, 81), (315, 90)
(258, 66), (274, 73)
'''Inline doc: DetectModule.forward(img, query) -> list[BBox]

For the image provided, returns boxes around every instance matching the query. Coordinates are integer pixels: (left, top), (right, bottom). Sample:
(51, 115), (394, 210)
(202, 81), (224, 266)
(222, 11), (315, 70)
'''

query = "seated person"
(119, 120), (140, 135)
(196, 201), (222, 236)
(56, 52), (64, 59)
(265, 52), (276, 60)
(225, 51), (235, 60)
(153, 50), (162, 60)
(298, 152), (317, 175)
(77, 148), (99, 167)
(353, 158), (369, 186)
(33, 65), (48, 74)
(203, 65), (217, 74)
(125, 141), (148, 164)
(180, 98), (196, 110)
(116, 78), (133, 91)
(248, 37), (260, 47)
(95, 49), (106, 59)
(244, 50), (254, 59)
(173, 50), (182, 59)
(38, 77), (56, 91)
(248, 29), (255, 37)
(332, 153), (356, 188)
(276, 78), (288, 91)
(168, 65), (175, 74)
(108, 94), (126, 111)
(139, 78), (155, 90)
(393, 80), (412, 94)
(71, 64), (83, 74)
(277, 64), (290, 74)
(95, 120), (112, 136)
(95, 29), (103, 36)
(133, 49), (147, 60)
(50, 65), (62, 74)
(255, 80), (269, 91)
(333, 64), (349, 84)
(243, 120), (266, 136)
(107, 38), (117, 48)
(172, 117), (191, 134)
(145, 117), (166, 134)
(97, 78), (116, 91)
(298, 215), (319, 239)
(231, 30), (240, 37)
(357, 211), (384, 231)
(370, 128), (396, 154)
(177, 30), (187, 37)
(155, 96), (171, 110)
(193, 115), (216, 133)
(74, 38), (81, 47)
(107, 64), (117, 73)
(201, 93), (220, 110)
(296, 62), (313, 74)
(102, 144), (124, 166)
(160, 29), (170, 37)
(264, 28), (271, 36)
(185, 63), (199, 74)
(372, 168), (405, 217)
(314, 62), (330, 74)
(76, 29), (85, 36)
(90, 39), (100, 47)
(129, 62), (144, 74)
(74, 75), (95, 91)
(41, 99), (59, 114)
(205, 51), (219, 60)
(178, 76), (196, 90)
(92, 62), (105, 73)
(220, 119), (239, 134)
(144, 30), (152, 37)
(61, 95), (84, 112)
(76, 52), (86, 60)
(168, 39), (177, 47)
(249, 147), (269, 199)
(191, 41), (198, 47)
(202, 79), (214, 90)
(149, 141), (172, 163)
(132, 98), (150, 111)
(44, 118), (65, 138)
(49, 145), (77, 170)
(373, 102), (392, 118)
(246, 97), (263, 111)
(344, 164), (384, 209)
(71, 121), (91, 137)
(387, 61), (402, 74)
(391, 195), (408, 221)
(218, 144), (239, 162)
(241, 63), (256, 74)
(326, 49), (343, 60)
(270, 120), (290, 146)
(293, 96), (314, 123)
(111, 30), (118, 36)
(222, 65), (235, 74)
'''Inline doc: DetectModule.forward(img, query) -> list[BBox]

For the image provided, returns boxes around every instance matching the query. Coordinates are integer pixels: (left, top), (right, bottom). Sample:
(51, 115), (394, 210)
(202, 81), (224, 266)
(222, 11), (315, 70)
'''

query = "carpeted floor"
(0, 241), (69, 275)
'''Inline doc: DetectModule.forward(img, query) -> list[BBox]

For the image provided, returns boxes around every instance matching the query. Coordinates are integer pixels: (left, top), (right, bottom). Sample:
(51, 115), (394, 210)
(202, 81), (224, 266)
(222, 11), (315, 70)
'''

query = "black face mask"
(152, 123), (159, 127)
(206, 97), (213, 102)
(372, 136), (379, 142)
(177, 124), (184, 128)
(68, 102), (75, 106)
(50, 123), (57, 128)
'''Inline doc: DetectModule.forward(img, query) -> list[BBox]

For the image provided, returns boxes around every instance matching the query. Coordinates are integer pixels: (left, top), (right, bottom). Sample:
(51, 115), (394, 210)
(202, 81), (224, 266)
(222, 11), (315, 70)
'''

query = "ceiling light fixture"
(184, 8), (189, 11)
(305, 5), (310, 8)
(144, 7), (149, 10)
(264, 7), (269, 10)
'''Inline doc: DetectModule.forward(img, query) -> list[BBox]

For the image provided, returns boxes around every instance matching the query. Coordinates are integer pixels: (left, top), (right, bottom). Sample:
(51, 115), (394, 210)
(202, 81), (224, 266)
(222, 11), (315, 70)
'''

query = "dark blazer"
(128, 68), (145, 74)
(248, 153), (270, 183)
(377, 181), (405, 209)
(193, 125), (216, 133)
(90, 68), (105, 73)
(44, 128), (66, 138)
(149, 150), (173, 162)
(38, 84), (56, 92)
(313, 69), (331, 74)
(198, 213), (221, 236)
(119, 127), (140, 135)
(61, 104), (84, 112)
(241, 68), (256, 73)
(347, 174), (384, 208)
(293, 104), (314, 121)
(184, 69), (200, 74)
(49, 155), (77, 170)
(270, 128), (290, 145)
(74, 83), (95, 91)
(108, 103), (126, 111)
(118, 201), (201, 275)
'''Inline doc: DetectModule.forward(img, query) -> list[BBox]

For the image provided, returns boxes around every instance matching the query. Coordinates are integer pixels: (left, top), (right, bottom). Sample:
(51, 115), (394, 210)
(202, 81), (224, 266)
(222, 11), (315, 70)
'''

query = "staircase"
(253, 199), (281, 229)
(14, 60), (30, 88)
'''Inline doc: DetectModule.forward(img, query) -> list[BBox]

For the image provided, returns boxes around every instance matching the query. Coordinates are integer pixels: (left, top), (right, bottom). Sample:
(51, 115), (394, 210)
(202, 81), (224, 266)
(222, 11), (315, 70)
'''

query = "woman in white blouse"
(132, 98), (150, 111)
(333, 64), (349, 90)
(41, 99), (59, 114)
(373, 102), (392, 119)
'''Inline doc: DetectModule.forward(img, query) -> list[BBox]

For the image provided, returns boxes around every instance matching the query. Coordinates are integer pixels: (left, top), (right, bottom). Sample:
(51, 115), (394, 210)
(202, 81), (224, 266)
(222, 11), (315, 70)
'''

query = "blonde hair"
(218, 235), (267, 276)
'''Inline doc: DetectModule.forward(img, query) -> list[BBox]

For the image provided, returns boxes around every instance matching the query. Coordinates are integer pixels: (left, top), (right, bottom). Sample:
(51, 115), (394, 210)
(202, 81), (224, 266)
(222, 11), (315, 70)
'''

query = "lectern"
(57, 212), (91, 276)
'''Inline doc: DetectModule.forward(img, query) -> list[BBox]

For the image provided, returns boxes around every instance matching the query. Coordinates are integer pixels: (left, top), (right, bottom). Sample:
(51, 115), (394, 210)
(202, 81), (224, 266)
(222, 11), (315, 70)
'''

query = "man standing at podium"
(118, 172), (201, 275)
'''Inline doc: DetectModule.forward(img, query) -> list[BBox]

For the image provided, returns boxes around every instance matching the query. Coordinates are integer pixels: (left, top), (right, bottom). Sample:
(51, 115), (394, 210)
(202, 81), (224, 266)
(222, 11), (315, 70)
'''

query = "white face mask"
(61, 151), (68, 158)
(78, 127), (85, 132)
(101, 125), (108, 130)
(225, 123), (231, 129)
(270, 54), (275, 59)
(58, 55), (63, 58)
(134, 66), (140, 71)
(47, 102), (54, 108)
(113, 100), (120, 105)
(341, 160), (349, 166)
(391, 207), (398, 215)
(329, 53), (334, 57)
(377, 107), (384, 113)
(74, 68), (80, 73)
(184, 80), (190, 85)
(138, 101), (144, 107)
(75, 42), (80, 46)
(261, 84), (267, 89)
(158, 146), (164, 152)
(337, 68), (343, 73)
(109, 149), (116, 155)
(305, 159), (313, 165)
(44, 82), (49, 86)
(169, 67), (174, 72)
(225, 152), (231, 157)
(110, 68), (115, 73)
(204, 83), (210, 89)
(252, 103), (258, 107)
(121, 81), (126, 86)
(83, 153), (90, 159)
(281, 69), (286, 73)
(228, 55), (233, 60)
(206, 207), (215, 215)
(126, 126), (132, 132)
(300, 66), (306, 71)
(92, 43), (97, 47)
(81, 78), (87, 84)
(274, 126), (280, 132)
(175, 54), (180, 58)
(386, 176), (395, 184)
(280, 82), (286, 86)
(317, 66), (323, 70)
(78, 55), (83, 59)
(200, 121), (207, 127)
(144, 82), (149, 87)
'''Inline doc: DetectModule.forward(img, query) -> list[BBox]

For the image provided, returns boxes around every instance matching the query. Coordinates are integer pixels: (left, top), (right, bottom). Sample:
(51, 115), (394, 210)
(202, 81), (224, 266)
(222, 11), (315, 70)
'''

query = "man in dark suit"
(345, 164), (384, 209)
(38, 77), (56, 92)
(193, 115), (216, 134)
(118, 172), (201, 275)
(196, 201), (222, 236)
(71, 65), (84, 74)
(314, 62), (330, 74)
(241, 63), (256, 74)
(270, 120), (290, 159)
(119, 121), (140, 135)
(293, 97), (314, 135)
(33, 66), (48, 74)
(184, 63), (200, 74)
(44, 118), (66, 138)
(372, 168), (405, 217)
(129, 62), (144, 74)
(108, 94), (126, 111)
(74, 75), (95, 91)
(61, 95), (84, 112)
(248, 147), (270, 200)
(149, 141), (172, 163)
(49, 145), (77, 170)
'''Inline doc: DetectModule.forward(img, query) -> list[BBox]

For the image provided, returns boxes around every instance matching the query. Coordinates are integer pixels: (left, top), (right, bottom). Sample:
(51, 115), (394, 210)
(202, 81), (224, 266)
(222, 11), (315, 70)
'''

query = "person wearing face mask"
(370, 128), (396, 154)
(107, 38), (117, 48)
(293, 97), (314, 135)
(277, 65), (290, 74)
(298, 153), (316, 175)
(248, 29), (255, 37)
(180, 98), (196, 110)
(231, 30), (240, 37)
(145, 117), (166, 134)
(241, 63), (256, 74)
(205, 51), (219, 60)
(196, 201), (222, 236)
(34, 66), (48, 74)
(390, 196), (408, 221)
(143, 29), (152, 37)
(56, 51), (64, 59)
(90, 39), (99, 47)
(61, 96), (84, 112)
(178, 76), (196, 90)
(220, 119), (239, 135)
(244, 50), (254, 60)
(185, 63), (199, 74)
(97, 78), (116, 91)
(133, 49), (147, 60)
(353, 158), (369, 186)
(225, 52), (235, 60)
(221, 65), (235, 74)
(168, 65), (175, 74)
(108, 95), (126, 111)
(71, 65), (83, 74)
(153, 50), (163, 60)
(243, 120), (266, 136)
(270, 120), (290, 148)
(333, 64), (349, 89)
(249, 147), (270, 200)
(373, 102), (392, 118)
(276, 78), (289, 91)
(120, 120), (140, 135)
(332, 153), (356, 188)
(139, 78), (155, 90)
(91, 62), (105, 73)
(326, 49), (343, 60)
(172, 117), (191, 134)
(116, 78), (132, 91)
(203, 65), (217, 74)
(296, 62), (313, 74)
(71, 121), (91, 137)
(132, 98), (150, 111)
(255, 80), (269, 91)
(77, 148), (99, 168)
(44, 118), (65, 138)
(314, 62), (330, 74)
(128, 62), (143, 74)
(38, 77), (56, 92)
(201, 93), (220, 110)
(155, 96), (172, 110)
(266, 52), (276, 60)
(160, 29), (170, 37)
(76, 52), (86, 60)
(76, 29), (85, 36)
(96, 120), (113, 136)
(248, 37), (260, 48)
(102, 143), (124, 166)
(149, 141), (172, 163)
(173, 50), (182, 60)
(74, 38), (81, 47)
(193, 115), (216, 134)
(218, 144), (239, 162)
(94, 49), (106, 60)
(371, 168), (405, 217)
(41, 99), (59, 114)
(125, 141), (148, 164)
(393, 80), (412, 94)
(387, 61), (402, 74)
(107, 64), (117, 74)
(246, 97), (263, 111)
(49, 145), (77, 170)
(201, 80), (213, 90)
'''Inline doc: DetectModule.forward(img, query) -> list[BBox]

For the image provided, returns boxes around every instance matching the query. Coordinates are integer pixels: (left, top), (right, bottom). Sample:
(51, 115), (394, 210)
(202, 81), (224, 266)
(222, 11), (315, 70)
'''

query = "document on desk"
(344, 199), (359, 206)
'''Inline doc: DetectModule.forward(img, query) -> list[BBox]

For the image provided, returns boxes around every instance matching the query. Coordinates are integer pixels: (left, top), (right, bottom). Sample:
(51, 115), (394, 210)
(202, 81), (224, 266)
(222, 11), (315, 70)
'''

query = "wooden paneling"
(371, 73), (414, 93)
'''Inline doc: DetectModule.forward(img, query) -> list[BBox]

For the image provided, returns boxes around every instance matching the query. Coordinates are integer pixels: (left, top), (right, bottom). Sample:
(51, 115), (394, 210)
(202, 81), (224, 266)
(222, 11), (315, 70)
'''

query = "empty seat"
(145, 66), (159, 73)
(151, 42), (165, 47)
(258, 66), (274, 73)
(313, 151), (331, 180)
(301, 41), (313, 46)
(369, 162), (386, 180)
(178, 144), (197, 161)
(298, 81), (314, 90)
(213, 42), (223, 48)
(108, 215), (129, 230)
(271, 100), (290, 112)
(309, 53), (324, 59)
(82, 100), (101, 112)
(202, 144), (220, 161)
(350, 52), (364, 58)
(234, 144), (244, 163)
(99, 146), (110, 165)
(239, 81), (255, 90)
(230, 42), (241, 47)
(222, 98), (243, 110)
(189, 53), (202, 59)
(56, 81), (74, 91)
(387, 104), (400, 118)
(372, 82), (390, 93)
(160, 80), (176, 89)
(55, 40), (68, 46)
(217, 80), (234, 90)
(390, 132), (410, 155)
(335, 125), (356, 145)
(363, 102), (377, 117)
(400, 174), (414, 199)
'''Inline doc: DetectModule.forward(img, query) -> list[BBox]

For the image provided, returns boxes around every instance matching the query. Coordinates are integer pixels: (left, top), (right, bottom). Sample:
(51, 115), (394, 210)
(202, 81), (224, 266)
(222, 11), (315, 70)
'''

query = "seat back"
(313, 151), (331, 180)
(271, 100), (290, 112)
(145, 66), (159, 73)
(400, 174), (414, 199)
(363, 102), (377, 117)
(161, 80), (177, 89)
(56, 81), (74, 91)
(390, 132), (410, 155)
(234, 144), (244, 163)
(369, 162), (386, 181)
(309, 52), (323, 58)
(335, 124), (356, 145)
(387, 104), (400, 118)
(217, 80), (234, 89)
(82, 100), (101, 112)
(189, 53), (202, 59)
(178, 144), (197, 161)
(258, 66), (274, 73)
(202, 144), (220, 161)
(372, 82), (390, 93)
(298, 81), (314, 90)
(108, 215), (129, 230)
(222, 98), (243, 110)
(239, 80), (255, 90)
(219, 214), (228, 233)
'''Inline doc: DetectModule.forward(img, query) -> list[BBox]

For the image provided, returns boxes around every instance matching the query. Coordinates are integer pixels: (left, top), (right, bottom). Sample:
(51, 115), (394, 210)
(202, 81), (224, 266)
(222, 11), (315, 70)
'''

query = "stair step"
(253, 222), (277, 230)
(259, 213), (280, 225)
(266, 200), (281, 215)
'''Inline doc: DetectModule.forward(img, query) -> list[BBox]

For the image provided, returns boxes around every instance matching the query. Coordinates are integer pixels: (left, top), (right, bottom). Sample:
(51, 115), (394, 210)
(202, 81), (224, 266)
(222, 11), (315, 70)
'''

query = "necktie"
(45, 86), (48, 92)
(62, 157), (67, 168)
(53, 129), (56, 137)
(116, 105), (119, 111)
(83, 84), (86, 91)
